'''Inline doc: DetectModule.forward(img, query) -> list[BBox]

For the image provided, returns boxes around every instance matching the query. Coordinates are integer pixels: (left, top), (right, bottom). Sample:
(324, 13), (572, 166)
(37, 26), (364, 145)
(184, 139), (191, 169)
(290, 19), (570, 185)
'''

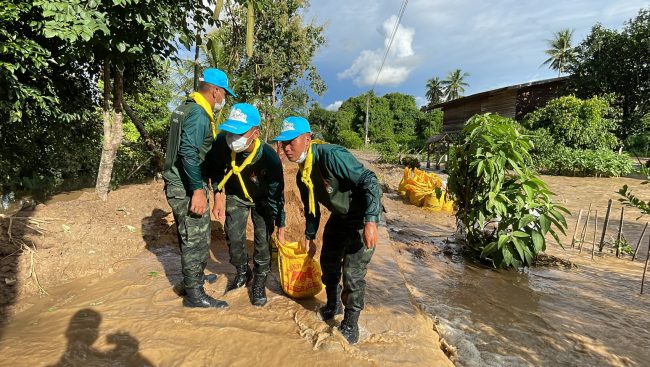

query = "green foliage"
(425, 77), (444, 105)
(337, 130), (364, 150)
(311, 92), (441, 155)
(537, 147), (633, 177)
(619, 164), (650, 216)
(523, 95), (620, 151)
(569, 9), (650, 140)
(542, 29), (576, 75)
(447, 114), (569, 268)
(442, 69), (470, 100)
(624, 114), (650, 156)
(201, 0), (325, 134)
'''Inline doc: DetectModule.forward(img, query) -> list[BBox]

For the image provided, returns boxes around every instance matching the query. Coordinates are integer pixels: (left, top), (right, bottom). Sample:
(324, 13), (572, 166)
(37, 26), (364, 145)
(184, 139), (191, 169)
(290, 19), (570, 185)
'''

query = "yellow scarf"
(189, 92), (218, 139)
(217, 139), (261, 202)
(299, 141), (322, 216)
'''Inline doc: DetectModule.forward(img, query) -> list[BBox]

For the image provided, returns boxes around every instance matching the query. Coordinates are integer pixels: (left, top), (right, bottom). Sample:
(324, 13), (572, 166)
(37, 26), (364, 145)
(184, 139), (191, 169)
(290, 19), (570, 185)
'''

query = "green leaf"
(531, 231), (544, 252)
(512, 237), (526, 261)
(512, 231), (530, 238)
(518, 214), (535, 229)
(539, 214), (550, 235)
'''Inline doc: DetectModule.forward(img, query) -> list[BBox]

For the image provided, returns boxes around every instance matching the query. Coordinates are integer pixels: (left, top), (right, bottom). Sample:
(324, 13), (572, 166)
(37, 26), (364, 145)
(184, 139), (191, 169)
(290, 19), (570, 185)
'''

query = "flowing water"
(2, 163), (650, 366)
(381, 173), (650, 367)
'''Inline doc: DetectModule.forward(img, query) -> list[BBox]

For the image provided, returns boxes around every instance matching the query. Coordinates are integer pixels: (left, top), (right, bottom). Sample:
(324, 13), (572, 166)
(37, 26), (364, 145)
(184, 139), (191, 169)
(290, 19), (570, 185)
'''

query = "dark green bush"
(537, 148), (633, 177)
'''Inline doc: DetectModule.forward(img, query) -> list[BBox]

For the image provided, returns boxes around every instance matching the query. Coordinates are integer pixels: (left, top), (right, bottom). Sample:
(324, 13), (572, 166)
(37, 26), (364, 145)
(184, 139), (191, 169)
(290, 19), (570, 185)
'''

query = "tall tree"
(425, 76), (444, 105)
(443, 69), (470, 100)
(542, 29), (576, 76)
(569, 9), (650, 140)
(36, 0), (214, 200)
(205, 0), (326, 139)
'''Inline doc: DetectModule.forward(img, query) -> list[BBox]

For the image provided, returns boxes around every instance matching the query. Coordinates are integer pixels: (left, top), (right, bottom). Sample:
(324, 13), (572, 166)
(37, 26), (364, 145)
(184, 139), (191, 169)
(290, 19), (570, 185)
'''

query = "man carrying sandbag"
(207, 103), (286, 307)
(162, 68), (235, 309)
(272, 117), (383, 345)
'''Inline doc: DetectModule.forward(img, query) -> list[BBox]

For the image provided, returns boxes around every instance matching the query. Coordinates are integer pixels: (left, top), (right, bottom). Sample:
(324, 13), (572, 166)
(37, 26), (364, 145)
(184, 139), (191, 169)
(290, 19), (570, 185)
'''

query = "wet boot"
(338, 309), (360, 344)
(183, 287), (229, 309)
(319, 285), (342, 321)
(250, 274), (268, 307)
(226, 264), (252, 292)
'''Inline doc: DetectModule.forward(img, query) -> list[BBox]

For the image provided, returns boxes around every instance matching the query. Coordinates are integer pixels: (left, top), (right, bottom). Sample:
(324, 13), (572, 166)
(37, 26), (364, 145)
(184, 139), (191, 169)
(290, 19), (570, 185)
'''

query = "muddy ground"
(2, 153), (650, 366)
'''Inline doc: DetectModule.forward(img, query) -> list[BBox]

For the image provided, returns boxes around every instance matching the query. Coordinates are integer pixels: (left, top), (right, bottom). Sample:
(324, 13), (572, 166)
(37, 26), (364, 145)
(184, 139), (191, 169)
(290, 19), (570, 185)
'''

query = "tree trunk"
(193, 33), (201, 91)
(122, 99), (164, 170)
(95, 64), (125, 201)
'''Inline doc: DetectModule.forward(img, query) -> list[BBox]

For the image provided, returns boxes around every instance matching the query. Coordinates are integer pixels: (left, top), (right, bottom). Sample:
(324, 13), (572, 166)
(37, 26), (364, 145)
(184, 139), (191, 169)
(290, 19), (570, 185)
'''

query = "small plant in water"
(447, 114), (569, 268)
(148, 271), (158, 278)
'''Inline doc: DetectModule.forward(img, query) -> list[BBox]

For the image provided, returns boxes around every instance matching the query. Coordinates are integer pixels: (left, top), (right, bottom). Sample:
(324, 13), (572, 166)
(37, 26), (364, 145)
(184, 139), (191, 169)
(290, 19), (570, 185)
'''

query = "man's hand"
(301, 238), (317, 258)
(363, 222), (378, 249)
(277, 226), (286, 244)
(190, 189), (207, 215)
(212, 192), (225, 221)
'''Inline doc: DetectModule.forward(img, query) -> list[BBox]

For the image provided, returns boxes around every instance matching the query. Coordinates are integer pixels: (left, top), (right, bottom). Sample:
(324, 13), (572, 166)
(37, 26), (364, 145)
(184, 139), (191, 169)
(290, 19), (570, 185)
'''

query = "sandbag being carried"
(273, 237), (323, 298)
(399, 167), (454, 212)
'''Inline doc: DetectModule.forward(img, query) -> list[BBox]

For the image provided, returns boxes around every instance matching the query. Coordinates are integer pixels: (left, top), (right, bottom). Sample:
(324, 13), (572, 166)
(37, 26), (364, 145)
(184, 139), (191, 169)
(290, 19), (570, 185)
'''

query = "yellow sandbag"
(274, 237), (323, 299)
(398, 167), (455, 212)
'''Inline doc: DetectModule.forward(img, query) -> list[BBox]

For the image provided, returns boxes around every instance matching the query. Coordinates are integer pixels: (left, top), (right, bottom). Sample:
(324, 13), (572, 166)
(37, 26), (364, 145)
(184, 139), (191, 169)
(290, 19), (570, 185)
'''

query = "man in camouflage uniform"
(207, 103), (285, 307)
(273, 117), (383, 344)
(162, 68), (235, 309)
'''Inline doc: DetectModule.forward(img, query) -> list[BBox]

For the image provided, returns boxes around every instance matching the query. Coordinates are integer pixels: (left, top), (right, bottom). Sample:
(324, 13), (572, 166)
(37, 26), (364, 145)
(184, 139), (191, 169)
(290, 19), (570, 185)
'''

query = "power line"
(365, 0), (409, 146)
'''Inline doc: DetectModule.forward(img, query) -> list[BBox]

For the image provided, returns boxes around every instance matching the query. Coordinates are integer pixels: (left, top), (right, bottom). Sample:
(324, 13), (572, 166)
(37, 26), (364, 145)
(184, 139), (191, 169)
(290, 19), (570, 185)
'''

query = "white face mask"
(214, 98), (226, 111)
(226, 133), (252, 153)
(295, 139), (310, 163)
(295, 150), (307, 164)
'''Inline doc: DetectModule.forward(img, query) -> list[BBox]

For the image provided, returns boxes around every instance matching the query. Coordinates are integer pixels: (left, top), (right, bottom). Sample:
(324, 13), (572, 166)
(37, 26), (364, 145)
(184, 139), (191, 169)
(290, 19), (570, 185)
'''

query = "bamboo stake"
(641, 235), (650, 295)
(632, 222), (648, 261)
(616, 207), (625, 258)
(578, 209), (591, 253)
(591, 210), (598, 259)
(571, 209), (584, 248)
(599, 199), (613, 252)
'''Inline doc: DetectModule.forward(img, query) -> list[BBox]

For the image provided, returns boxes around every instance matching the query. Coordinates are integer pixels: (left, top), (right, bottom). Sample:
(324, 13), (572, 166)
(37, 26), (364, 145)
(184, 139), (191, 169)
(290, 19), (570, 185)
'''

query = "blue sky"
(303, 0), (650, 110)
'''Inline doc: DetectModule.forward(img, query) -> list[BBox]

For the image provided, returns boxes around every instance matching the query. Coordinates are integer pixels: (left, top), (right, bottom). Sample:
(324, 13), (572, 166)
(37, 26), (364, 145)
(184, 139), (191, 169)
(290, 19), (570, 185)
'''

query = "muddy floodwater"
(2, 159), (650, 366)
(380, 169), (650, 367)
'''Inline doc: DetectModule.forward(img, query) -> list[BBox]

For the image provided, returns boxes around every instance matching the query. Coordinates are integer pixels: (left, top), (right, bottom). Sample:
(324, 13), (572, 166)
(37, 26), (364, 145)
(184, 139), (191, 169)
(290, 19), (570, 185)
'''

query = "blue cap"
(272, 116), (311, 141)
(218, 103), (261, 134)
(200, 68), (237, 97)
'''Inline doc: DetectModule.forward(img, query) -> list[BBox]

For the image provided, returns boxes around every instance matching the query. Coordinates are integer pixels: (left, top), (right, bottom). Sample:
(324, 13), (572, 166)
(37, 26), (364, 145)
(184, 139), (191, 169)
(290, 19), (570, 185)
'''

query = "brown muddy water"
(3, 160), (650, 366)
(380, 172), (650, 367)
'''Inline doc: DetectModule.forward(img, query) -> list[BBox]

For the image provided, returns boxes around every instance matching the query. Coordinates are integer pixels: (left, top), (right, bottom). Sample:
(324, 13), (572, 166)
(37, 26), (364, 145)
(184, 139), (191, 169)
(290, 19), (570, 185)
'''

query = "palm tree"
(442, 69), (470, 100)
(542, 29), (576, 76)
(425, 77), (445, 105)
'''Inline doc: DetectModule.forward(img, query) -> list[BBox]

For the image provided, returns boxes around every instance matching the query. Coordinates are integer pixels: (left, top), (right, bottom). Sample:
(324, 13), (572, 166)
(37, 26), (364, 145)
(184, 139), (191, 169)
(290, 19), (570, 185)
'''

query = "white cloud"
(325, 100), (343, 111)
(414, 96), (428, 108)
(338, 15), (419, 87)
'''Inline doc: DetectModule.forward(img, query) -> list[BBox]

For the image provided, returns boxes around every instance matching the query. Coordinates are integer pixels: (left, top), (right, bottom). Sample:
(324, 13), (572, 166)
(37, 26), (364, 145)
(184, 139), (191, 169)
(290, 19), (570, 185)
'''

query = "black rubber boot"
(183, 287), (229, 309)
(338, 309), (360, 344)
(226, 264), (252, 292)
(250, 274), (268, 307)
(319, 285), (343, 321)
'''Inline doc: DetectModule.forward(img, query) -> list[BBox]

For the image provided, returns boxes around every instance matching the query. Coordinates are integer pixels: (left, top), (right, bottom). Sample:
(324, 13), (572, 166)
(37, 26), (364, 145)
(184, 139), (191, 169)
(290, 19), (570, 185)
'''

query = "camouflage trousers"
(321, 215), (375, 312)
(165, 184), (211, 289)
(225, 195), (274, 276)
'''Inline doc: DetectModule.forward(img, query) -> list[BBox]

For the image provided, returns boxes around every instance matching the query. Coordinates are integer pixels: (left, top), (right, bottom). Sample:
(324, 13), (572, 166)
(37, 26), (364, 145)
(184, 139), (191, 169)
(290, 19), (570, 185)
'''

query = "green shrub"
(337, 130), (364, 149)
(537, 148), (633, 177)
(524, 95), (620, 151)
(447, 113), (569, 268)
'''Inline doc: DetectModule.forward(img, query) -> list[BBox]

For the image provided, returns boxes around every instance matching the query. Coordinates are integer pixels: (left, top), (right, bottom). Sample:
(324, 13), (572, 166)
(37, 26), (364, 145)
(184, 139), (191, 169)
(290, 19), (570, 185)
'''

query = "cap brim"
(272, 130), (302, 142)
(224, 86), (237, 98)
(218, 120), (250, 135)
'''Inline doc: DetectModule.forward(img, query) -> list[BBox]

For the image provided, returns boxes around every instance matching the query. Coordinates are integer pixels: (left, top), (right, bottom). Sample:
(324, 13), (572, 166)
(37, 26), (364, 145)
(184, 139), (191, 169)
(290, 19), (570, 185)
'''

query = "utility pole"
(364, 94), (370, 146)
